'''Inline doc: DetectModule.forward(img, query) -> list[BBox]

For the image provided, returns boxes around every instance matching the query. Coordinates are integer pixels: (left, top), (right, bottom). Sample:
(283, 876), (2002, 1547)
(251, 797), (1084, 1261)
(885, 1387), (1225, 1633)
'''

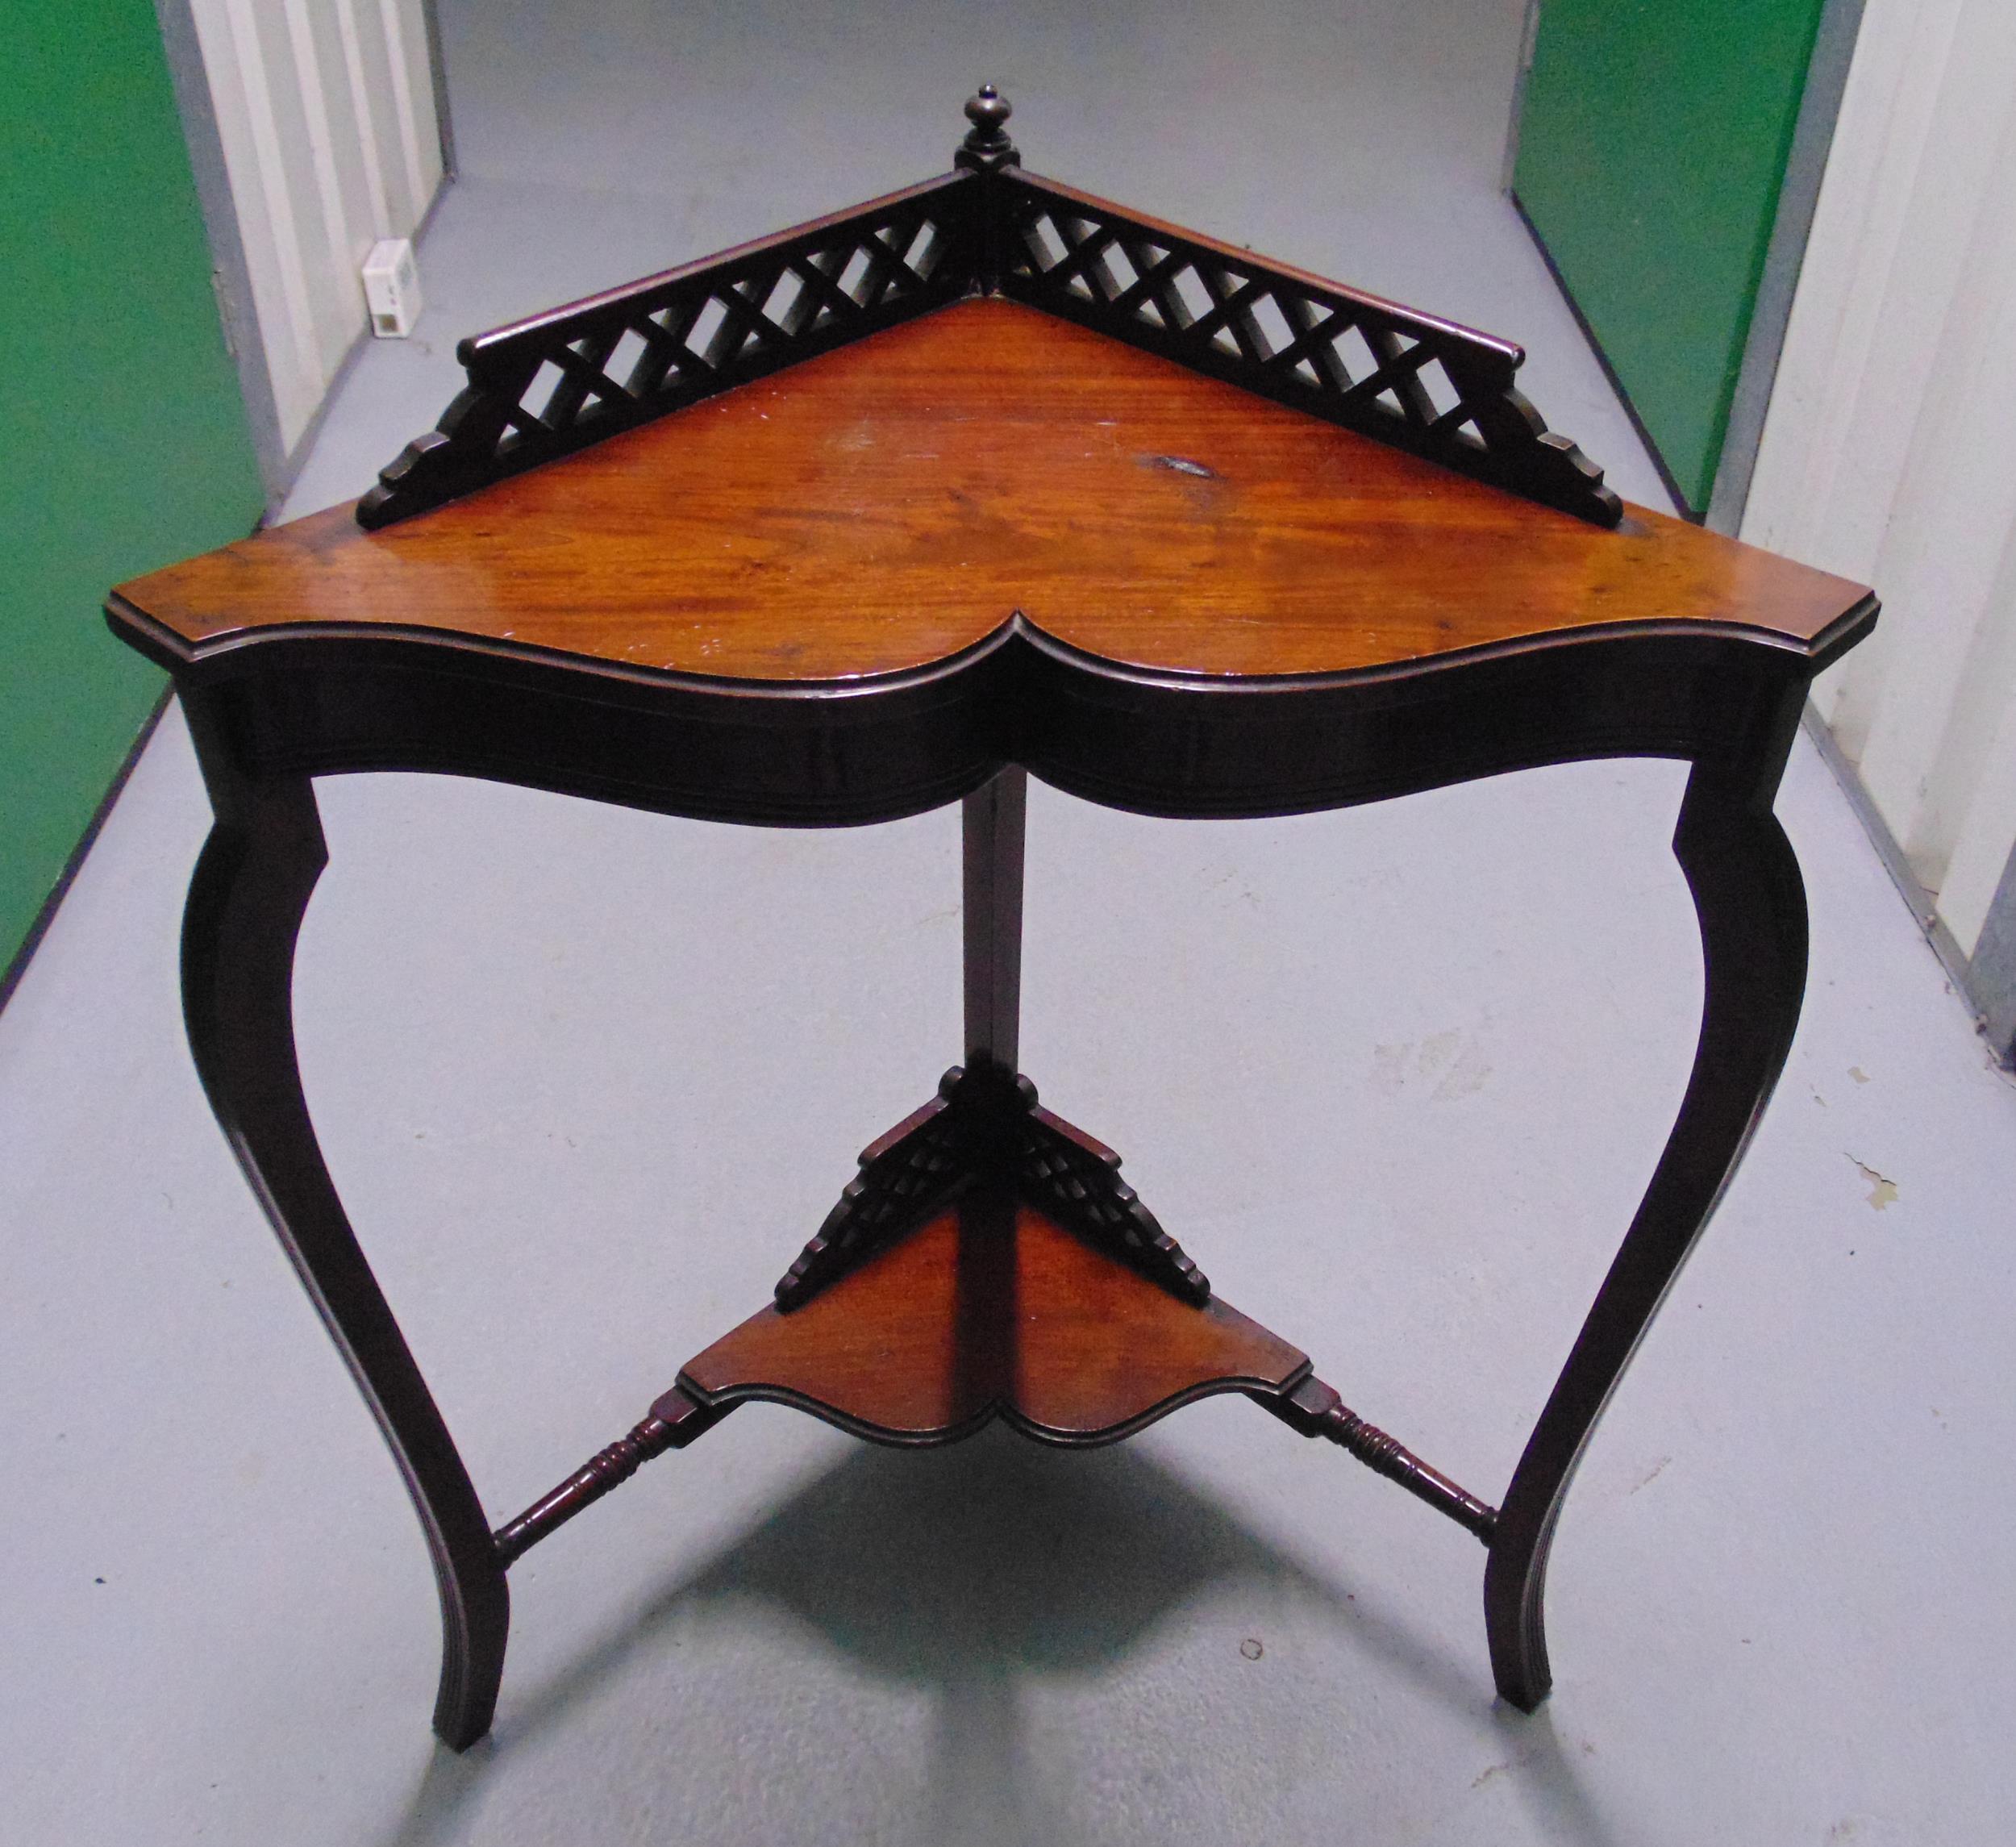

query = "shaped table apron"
(126, 610), (1841, 828)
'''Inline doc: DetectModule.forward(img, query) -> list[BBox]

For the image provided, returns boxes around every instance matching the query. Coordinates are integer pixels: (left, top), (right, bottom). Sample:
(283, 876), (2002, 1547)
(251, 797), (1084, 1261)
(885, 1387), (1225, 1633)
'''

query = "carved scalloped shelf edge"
(673, 1361), (1313, 1452)
(997, 171), (1621, 527)
(352, 116), (1623, 533)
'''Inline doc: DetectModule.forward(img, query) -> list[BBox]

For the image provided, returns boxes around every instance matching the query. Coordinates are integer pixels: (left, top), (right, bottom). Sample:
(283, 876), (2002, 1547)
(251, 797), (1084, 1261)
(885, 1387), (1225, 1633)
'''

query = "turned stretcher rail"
(1267, 1375), (1500, 1544)
(492, 1386), (727, 1565)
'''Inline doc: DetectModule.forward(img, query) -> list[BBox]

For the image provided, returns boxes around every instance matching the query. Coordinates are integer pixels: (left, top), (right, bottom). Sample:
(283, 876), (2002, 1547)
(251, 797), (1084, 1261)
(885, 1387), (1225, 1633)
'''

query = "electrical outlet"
(362, 239), (423, 339)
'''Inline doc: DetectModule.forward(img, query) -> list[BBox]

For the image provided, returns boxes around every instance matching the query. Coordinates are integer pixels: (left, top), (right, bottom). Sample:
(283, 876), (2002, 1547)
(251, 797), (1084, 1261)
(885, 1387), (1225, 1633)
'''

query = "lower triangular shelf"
(679, 1191), (1310, 1445)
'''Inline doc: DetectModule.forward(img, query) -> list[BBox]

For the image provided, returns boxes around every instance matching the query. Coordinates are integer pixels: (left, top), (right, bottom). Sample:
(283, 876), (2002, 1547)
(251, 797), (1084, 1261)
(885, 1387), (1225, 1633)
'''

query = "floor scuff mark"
(1628, 1455), (1671, 1495)
(1847, 1154), (1899, 1211)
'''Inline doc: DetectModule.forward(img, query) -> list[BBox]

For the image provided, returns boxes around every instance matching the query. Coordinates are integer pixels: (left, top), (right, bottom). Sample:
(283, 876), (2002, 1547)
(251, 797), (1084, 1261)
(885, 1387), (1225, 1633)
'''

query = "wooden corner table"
(106, 90), (1876, 1749)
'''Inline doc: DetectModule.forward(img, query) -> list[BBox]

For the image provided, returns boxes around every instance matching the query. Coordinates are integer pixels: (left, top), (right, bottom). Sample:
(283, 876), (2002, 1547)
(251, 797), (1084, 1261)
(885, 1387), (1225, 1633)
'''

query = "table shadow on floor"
(385, 1430), (1616, 1846)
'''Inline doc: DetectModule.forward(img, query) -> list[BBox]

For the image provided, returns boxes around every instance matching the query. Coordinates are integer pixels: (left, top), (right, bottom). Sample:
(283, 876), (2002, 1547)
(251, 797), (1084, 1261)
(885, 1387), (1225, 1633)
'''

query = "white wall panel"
(184, 0), (443, 462)
(1745, 0), (2016, 964)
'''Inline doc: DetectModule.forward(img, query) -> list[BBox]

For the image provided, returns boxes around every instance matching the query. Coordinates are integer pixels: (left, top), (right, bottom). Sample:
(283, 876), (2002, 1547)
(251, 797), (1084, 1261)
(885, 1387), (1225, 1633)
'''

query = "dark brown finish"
(774, 1063), (1206, 1310)
(1485, 712), (1814, 1707)
(350, 88), (1620, 530)
(1268, 1376), (1499, 1544)
(996, 169), (1621, 526)
(106, 87), (1881, 1750)
(491, 1385), (727, 1566)
(955, 83), (1019, 173)
(963, 766), (1026, 1069)
(493, 1415), (677, 1566)
(119, 301), (1866, 690)
(1010, 1092), (1206, 1303)
(356, 173), (974, 529)
(774, 1078), (968, 1309)
(695, 1195), (1300, 1445)
(176, 694), (507, 1750)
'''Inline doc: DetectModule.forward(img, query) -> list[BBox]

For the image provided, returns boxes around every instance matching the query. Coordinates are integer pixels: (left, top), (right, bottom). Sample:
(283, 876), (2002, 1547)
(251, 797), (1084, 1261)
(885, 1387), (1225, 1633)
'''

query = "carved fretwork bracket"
(1012, 1099), (1207, 1303)
(773, 1076), (971, 1309)
(774, 1062), (1210, 1311)
(356, 89), (1620, 532)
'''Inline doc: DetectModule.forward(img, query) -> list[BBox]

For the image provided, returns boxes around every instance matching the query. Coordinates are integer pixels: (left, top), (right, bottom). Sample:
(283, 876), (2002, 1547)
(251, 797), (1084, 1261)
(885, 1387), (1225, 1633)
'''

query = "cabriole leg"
(179, 694), (508, 1749)
(1485, 752), (1810, 1710)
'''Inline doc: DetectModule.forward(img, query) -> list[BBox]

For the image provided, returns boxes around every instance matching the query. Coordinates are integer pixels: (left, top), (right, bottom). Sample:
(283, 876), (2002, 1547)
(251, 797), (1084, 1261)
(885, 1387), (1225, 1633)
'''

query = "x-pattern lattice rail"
(358, 177), (969, 528)
(360, 110), (1622, 530)
(997, 172), (1620, 524)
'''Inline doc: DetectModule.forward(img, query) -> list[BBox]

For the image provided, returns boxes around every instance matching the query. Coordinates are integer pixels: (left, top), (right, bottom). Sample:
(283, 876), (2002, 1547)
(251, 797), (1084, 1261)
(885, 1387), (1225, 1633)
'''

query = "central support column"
(963, 767), (1027, 1072)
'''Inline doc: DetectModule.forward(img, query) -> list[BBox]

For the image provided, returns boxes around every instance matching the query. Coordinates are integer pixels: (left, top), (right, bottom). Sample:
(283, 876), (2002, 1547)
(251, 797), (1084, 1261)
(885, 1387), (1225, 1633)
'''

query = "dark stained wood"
(963, 766), (1026, 1070)
(1268, 1375), (1500, 1543)
(112, 300), (1868, 685)
(954, 83), (1019, 174)
(106, 118), (1883, 1745)
(356, 174), (977, 529)
(175, 701), (507, 1750)
(1486, 695), (1814, 1709)
(492, 1415), (679, 1566)
(773, 1063), (1207, 1312)
(1014, 1090), (1206, 1302)
(685, 1193), (1308, 1446)
(997, 169), (1622, 525)
(491, 1385), (727, 1566)
(347, 91), (1629, 532)
(347, 93), (1619, 532)
(773, 1077), (968, 1310)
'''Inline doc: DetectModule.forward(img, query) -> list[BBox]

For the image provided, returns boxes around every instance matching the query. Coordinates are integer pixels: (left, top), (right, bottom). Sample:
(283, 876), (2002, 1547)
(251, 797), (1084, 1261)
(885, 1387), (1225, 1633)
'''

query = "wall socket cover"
(362, 239), (423, 338)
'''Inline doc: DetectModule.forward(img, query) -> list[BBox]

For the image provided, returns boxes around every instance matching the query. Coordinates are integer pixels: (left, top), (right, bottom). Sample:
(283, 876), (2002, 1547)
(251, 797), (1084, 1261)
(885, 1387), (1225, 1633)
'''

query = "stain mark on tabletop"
(1144, 453), (1217, 478)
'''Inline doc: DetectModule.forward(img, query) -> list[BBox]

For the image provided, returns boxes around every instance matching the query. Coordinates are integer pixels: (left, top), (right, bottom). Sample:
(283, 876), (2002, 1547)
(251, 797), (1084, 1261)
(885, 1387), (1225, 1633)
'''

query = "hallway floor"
(4, 6), (2014, 1843)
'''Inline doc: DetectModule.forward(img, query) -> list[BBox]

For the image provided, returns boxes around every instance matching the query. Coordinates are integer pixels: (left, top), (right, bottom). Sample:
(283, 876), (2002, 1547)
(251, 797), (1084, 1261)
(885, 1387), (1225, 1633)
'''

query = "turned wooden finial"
(956, 82), (1019, 172)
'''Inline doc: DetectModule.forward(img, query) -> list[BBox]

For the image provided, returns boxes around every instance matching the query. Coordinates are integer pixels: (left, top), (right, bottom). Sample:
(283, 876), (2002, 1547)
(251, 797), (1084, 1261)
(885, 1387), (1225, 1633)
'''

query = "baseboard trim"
(1800, 703), (2012, 1065)
(0, 687), (173, 1021)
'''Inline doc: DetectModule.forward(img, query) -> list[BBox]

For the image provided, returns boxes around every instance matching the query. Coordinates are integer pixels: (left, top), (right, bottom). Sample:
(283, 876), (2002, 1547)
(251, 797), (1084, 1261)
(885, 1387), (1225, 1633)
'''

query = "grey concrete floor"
(5, 4), (2015, 1843)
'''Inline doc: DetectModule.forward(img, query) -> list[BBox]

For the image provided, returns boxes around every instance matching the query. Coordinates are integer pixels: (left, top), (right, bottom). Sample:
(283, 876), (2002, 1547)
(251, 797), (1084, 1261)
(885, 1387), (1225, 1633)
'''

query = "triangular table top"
(114, 297), (1868, 684)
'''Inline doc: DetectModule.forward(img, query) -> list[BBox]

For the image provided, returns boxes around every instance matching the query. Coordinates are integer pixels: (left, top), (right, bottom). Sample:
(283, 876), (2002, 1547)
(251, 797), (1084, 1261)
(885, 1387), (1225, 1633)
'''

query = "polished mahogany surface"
(681, 1193), (1310, 1445)
(117, 87), (1887, 1752)
(114, 298), (1868, 682)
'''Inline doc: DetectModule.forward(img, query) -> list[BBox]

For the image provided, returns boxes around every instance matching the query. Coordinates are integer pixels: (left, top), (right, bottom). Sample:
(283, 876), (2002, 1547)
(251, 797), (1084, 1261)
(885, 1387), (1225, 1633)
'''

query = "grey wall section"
(154, 0), (289, 507)
(1707, 0), (1868, 536)
(421, 0), (457, 176)
(1968, 842), (2016, 1058)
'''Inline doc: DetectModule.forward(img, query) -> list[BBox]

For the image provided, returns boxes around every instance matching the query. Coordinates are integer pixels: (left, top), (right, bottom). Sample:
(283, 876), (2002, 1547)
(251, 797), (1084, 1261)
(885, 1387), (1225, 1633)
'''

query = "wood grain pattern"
(115, 299), (1868, 683)
(682, 1192), (1309, 1446)
(356, 174), (975, 529)
(998, 169), (1622, 525)
(350, 140), (1621, 532)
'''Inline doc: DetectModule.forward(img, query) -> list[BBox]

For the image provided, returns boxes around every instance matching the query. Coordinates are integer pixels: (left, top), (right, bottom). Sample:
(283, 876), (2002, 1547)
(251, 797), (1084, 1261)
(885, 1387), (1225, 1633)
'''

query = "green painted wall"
(2, 2), (264, 976)
(1514, 0), (1827, 512)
